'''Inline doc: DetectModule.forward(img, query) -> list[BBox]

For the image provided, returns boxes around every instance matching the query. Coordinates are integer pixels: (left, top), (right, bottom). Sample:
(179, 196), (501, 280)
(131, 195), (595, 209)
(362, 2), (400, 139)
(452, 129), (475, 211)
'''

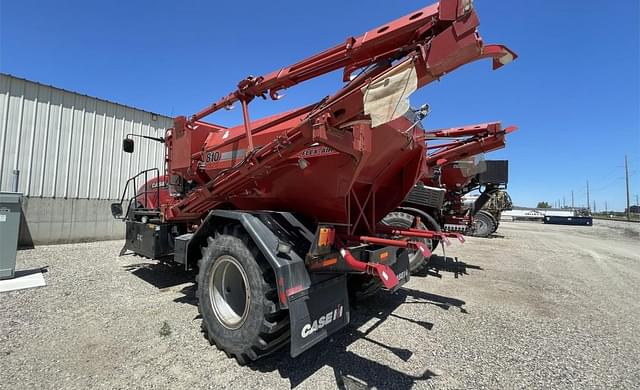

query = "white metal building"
(0, 73), (173, 244)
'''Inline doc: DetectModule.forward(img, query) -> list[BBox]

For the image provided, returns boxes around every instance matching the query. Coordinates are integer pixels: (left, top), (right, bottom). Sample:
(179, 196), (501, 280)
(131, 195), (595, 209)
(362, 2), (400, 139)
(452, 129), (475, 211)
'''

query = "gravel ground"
(1, 219), (639, 389)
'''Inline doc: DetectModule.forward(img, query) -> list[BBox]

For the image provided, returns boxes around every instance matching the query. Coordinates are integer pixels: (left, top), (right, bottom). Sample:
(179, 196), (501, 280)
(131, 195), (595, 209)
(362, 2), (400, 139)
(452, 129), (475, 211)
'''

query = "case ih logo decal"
(301, 304), (344, 338)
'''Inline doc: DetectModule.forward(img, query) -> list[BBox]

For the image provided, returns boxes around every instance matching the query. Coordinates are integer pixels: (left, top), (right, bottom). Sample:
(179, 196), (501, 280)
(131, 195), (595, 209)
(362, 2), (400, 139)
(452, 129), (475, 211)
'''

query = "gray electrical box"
(0, 192), (22, 280)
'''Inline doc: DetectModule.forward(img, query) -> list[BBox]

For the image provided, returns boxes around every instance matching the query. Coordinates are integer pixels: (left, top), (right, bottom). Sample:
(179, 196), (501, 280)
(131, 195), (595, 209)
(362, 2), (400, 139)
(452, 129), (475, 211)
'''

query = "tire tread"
(196, 224), (290, 364)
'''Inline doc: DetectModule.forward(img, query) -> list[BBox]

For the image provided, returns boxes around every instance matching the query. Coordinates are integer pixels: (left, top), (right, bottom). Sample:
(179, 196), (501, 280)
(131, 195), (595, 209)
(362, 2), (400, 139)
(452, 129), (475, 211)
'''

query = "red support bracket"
(340, 248), (398, 289)
(240, 99), (254, 153)
(349, 188), (373, 235)
(376, 225), (465, 245)
(354, 235), (431, 257)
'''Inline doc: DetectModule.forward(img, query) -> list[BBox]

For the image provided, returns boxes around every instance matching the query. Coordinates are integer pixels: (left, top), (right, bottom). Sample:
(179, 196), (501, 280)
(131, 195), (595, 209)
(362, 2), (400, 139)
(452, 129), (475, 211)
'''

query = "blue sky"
(1, 0), (639, 210)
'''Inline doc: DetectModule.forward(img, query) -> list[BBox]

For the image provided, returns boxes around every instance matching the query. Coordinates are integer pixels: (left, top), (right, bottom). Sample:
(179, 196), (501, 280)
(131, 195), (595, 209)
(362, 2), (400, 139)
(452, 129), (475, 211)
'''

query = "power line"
(589, 165), (625, 185)
(591, 176), (625, 193)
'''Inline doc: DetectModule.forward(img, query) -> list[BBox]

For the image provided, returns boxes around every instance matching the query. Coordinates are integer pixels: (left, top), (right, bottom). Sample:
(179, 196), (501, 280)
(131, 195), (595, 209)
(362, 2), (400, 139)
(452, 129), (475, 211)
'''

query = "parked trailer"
(111, 0), (515, 364)
(543, 216), (593, 226)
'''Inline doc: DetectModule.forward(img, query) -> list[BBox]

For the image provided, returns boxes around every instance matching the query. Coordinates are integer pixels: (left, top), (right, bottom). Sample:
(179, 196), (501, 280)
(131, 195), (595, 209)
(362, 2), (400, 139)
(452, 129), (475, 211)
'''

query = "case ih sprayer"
(439, 159), (514, 237)
(389, 121), (517, 272)
(111, 0), (515, 364)
(398, 122), (517, 244)
(434, 156), (514, 237)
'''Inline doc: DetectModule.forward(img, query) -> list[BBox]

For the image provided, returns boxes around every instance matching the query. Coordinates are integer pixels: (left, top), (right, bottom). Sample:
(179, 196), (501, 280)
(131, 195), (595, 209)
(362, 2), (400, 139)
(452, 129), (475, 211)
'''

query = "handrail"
(114, 168), (161, 220)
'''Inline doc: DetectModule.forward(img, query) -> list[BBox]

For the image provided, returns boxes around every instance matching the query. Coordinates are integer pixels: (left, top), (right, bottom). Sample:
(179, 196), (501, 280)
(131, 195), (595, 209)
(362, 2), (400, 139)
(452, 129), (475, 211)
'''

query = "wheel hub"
(209, 256), (251, 330)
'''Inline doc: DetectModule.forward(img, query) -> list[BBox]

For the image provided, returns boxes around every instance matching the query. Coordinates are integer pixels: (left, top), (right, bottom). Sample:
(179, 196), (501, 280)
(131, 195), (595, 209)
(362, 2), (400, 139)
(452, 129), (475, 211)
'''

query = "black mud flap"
(288, 275), (350, 357)
(390, 249), (410, 291)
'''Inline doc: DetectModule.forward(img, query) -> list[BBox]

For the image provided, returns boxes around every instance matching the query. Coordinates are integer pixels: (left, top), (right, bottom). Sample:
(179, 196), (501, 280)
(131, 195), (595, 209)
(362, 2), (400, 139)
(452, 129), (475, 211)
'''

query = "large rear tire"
(382, 211), (435, 273)
(418, 211), (441, 253)
(471, 210), (497, 238)
(197, 226), (290, 365)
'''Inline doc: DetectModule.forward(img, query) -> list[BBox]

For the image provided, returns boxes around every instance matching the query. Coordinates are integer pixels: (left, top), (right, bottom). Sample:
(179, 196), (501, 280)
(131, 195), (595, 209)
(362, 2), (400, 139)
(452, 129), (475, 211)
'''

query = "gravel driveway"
(1, 220), (639, 389)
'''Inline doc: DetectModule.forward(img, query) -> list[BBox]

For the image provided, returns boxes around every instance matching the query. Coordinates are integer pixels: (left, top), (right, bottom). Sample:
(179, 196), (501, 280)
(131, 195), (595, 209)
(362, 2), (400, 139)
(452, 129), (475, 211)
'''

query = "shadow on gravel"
(174, 283), (198, 305)
(415, 255), (483, 279)
(250, 288), (465, 389)
(123, 262), (195, 290)
(122, 260), (468, 389)
(398, 287), (467, 313)
(14, 266), (49, 277)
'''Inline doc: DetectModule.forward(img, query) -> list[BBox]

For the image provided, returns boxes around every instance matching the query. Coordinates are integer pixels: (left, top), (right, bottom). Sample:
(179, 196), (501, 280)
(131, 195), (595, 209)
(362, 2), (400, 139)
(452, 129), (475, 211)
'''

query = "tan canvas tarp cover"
(362, 59), (417, 127)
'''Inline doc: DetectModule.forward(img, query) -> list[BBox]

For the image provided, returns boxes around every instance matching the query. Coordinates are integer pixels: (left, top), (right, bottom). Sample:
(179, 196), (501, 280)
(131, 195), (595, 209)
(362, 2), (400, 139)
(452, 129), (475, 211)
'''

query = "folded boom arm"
(166, 0), (517, 221)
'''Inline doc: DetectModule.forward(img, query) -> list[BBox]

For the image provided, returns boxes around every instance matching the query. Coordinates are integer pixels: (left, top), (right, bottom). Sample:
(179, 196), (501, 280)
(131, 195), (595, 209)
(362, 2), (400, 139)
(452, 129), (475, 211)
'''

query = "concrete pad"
(0, 270), (46, 293)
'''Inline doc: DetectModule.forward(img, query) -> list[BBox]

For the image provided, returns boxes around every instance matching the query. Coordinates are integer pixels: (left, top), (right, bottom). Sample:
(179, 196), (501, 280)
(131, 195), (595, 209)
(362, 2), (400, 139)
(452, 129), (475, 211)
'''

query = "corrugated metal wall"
(0, 73), (172, 199)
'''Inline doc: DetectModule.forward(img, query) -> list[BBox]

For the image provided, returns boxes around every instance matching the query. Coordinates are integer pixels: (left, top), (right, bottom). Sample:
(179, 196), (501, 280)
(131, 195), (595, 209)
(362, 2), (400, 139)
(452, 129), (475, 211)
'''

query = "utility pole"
(605, 200), (608, 213)
(571, 190), (574, 209)
(625, 155), (631, 220)
(593, 200), (596, 213)
(586, 180), (590, 210)
(636, 194), (639, 206)
(563, 196), (566, 208)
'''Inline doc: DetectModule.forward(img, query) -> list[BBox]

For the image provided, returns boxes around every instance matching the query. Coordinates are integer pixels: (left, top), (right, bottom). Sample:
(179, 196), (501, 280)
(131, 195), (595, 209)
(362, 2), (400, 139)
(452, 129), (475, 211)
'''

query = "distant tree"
(537, 201), (552, 208)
